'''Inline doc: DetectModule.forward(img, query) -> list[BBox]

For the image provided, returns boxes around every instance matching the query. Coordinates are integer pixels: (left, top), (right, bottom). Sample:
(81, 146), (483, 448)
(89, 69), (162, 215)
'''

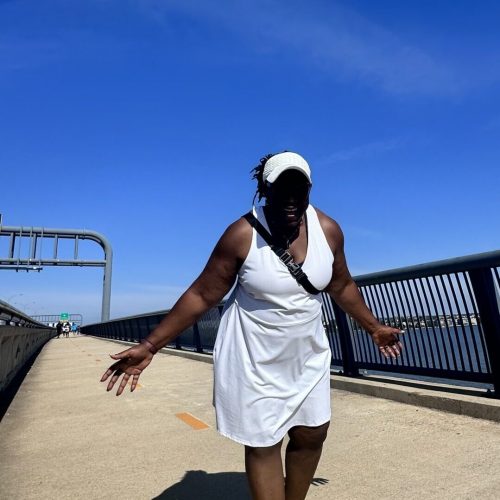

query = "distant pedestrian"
(62, 322), (70, 338)
(71, 322), (78, 336)
(56, 321), (62, 338)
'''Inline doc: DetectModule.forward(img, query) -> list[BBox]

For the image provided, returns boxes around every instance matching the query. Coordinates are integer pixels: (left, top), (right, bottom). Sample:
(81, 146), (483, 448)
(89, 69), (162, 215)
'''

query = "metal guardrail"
(322, 251), (500, 390)
(0, 300), (49, 328)
(0, 300), (54, 394)
(81, 306), (224, 354)
(81, 250), (500, 396)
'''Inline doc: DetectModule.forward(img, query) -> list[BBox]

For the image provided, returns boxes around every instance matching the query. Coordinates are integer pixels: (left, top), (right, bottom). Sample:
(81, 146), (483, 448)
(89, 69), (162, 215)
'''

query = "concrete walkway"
(1, 336), (499, 500)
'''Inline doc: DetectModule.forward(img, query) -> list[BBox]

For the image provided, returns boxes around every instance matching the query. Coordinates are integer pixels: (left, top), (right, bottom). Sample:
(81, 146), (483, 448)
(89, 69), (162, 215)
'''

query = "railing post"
(469, 268), (500, 397)
(331, 300), (359, 377)
(134, 318), (142, 342)
(193, 322), (203, 353)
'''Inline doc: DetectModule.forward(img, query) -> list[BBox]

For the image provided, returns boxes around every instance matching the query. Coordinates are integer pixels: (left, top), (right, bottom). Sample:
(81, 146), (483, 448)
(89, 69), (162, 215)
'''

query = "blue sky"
(1, 0), (499, 324)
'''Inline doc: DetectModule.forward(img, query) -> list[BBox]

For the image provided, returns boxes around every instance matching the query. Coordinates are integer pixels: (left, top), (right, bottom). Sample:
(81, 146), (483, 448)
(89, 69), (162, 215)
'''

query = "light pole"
(6, 293), (24, 304)
(17, 301), (36, 315)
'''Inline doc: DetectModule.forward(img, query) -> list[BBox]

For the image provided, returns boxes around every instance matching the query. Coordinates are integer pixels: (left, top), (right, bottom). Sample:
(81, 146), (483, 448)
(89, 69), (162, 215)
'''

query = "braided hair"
(252, 151), (295, 203)
(251, 153), (274, 204)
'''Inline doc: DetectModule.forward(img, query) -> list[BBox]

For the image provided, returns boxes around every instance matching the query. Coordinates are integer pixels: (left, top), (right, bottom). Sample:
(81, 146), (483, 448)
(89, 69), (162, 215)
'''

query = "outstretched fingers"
(100, 368), (113, 383)
(131, 374), (140, 392)
(390, 343), (401, 356)
(102, 359), (143, 395)
(107, 370), (123, 392)
(116, 373), (131, 396)
(379, 345), (397, 358)
(100, 346), (152, 395)
(379, 345), (390, 358)
(379, 340), (404, 359)
(100, 357), (126, 382)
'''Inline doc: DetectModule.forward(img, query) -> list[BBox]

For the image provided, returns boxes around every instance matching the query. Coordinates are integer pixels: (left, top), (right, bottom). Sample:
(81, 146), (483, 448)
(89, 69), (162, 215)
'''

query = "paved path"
(1, 336), (500, 500)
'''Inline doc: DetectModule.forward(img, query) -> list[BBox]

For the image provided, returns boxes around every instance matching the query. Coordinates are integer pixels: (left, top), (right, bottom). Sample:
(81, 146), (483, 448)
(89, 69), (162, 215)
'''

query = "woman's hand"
(100, 344), (154, 396)
(370, 326), (404, 359)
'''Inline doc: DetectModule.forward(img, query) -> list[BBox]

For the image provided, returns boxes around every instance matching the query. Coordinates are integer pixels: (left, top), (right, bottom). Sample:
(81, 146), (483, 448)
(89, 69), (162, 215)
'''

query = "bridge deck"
(1, 336), (499, 500)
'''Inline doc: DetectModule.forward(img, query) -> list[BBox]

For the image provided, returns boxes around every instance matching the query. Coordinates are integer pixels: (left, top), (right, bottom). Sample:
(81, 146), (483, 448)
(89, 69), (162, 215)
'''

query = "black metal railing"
(322, 251), (500, 387)
(0, 300), (50, 328)
(81, 250), (500, 396)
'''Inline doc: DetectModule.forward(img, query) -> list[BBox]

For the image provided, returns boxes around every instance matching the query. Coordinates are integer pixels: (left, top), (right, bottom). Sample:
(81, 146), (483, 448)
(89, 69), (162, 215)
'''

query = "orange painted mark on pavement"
(175, 412), (209, 430)
(126, 379), (142, 390)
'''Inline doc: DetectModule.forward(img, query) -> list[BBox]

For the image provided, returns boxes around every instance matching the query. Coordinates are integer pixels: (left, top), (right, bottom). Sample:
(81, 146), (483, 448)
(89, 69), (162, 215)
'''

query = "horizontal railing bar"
(0, 226), (110, 247)
(0, 259), (106, 266)
(83, 303), (225, 328)
(354, 250), (500, 286)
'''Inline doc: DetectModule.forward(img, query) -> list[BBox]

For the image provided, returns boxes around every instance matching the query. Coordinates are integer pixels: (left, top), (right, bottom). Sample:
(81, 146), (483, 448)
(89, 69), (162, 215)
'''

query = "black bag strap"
(243, 212), (321, 295)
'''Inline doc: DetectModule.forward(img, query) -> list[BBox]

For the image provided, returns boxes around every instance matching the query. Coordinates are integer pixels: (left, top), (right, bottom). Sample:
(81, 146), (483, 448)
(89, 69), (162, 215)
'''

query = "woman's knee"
(287, 422), (330, 450)
(245, 440), (283, 459)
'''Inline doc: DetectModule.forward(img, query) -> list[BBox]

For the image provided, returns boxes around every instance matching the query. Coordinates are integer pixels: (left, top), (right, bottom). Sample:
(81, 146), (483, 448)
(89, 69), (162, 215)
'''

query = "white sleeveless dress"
(213, 204), (334, 447)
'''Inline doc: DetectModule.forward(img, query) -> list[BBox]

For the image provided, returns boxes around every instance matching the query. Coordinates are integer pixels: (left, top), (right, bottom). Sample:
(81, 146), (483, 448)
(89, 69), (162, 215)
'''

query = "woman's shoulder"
(312, 206), (344, 248)
(215, 214), (253, 261)
(226, 214), (254, 238)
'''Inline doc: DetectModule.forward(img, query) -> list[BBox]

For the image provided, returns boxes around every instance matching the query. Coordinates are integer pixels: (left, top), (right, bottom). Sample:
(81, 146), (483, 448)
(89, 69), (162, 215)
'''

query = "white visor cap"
(262, 152), (312, 184)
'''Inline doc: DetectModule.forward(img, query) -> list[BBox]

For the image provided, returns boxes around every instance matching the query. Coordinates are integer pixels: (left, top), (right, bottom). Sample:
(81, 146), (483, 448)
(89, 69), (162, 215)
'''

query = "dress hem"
(216, 414), (332, 448)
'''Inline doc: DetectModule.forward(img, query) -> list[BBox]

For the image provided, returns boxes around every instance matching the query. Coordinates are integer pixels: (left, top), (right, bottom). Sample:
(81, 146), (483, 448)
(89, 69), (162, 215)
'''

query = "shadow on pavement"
(154, 470), (251, 499)
(154, 471), (330, 499)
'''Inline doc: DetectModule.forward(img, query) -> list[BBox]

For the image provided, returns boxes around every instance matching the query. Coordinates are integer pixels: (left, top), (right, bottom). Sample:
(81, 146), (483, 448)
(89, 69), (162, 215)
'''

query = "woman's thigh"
(245, 439), (283, 458)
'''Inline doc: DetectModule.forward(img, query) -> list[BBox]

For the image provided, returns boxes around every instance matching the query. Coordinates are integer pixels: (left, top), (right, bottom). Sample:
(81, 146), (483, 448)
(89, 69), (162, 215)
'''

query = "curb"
(330, 374), (500, 423)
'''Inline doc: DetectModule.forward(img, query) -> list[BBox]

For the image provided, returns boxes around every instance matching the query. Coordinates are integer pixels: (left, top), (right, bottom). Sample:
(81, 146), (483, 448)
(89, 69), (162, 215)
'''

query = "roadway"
(1, 336), (499, 499)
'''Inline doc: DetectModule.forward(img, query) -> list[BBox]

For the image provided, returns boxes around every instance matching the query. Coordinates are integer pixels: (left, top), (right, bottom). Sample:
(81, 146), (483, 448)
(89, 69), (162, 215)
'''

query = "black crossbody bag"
(243, 212), (321, 295)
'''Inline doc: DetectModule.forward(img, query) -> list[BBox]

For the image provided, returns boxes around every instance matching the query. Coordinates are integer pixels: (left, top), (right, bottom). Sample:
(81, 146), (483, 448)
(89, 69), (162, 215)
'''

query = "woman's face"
(266, 170), (311, 229)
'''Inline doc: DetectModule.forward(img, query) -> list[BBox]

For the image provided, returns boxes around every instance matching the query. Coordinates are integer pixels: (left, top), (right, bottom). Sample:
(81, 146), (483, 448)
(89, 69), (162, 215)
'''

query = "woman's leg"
(245, 439), (285, 500)
(284, 422), (330, 500)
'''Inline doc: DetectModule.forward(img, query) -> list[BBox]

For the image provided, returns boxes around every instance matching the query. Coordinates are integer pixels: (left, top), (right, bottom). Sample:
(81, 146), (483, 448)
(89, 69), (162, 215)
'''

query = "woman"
(101, 151), (403, 500)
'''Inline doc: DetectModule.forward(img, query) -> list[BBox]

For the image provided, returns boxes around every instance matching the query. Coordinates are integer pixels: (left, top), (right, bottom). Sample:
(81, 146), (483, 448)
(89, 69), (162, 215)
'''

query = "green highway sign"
(60, 312), (69, 321)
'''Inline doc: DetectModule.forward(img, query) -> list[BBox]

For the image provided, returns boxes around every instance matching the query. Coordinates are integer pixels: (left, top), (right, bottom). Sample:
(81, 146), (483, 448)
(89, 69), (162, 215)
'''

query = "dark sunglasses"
(267, 181), (312, 199)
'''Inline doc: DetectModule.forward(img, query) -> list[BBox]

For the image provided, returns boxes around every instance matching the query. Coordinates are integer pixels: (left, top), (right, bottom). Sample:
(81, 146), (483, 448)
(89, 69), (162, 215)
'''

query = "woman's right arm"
(100, 217), (251, 395)
(145, 217), (250, 348)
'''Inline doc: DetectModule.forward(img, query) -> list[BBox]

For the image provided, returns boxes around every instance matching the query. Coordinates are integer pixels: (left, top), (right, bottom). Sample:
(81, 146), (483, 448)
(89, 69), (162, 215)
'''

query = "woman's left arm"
(317, 209), (403, 359)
